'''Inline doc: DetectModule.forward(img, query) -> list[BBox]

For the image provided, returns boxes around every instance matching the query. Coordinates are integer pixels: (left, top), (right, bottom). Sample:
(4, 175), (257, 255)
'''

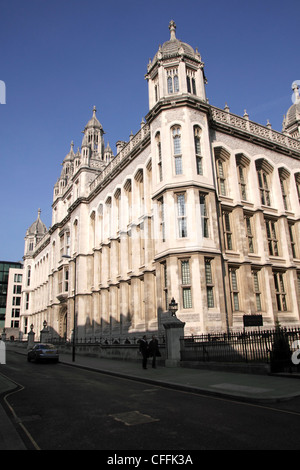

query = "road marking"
(109, 410), (159, 426)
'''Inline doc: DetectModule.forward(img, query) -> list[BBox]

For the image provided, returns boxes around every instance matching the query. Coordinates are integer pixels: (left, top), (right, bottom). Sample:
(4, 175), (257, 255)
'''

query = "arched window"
(172, 126), (182, 175)
(236, 153), (250, 201)
(187, 70), (197, 95)
(255, 159), (273, 207)
(167, 69), (179, 94)
(278, 168), (290, 211)
(173, 75), (179, 93)
(194, 126), (202, 175)
(167, 76), (173, 94)
(27, 266), (31, 287)
(214, 147), (230, 197)
(156, 132), (163, 182)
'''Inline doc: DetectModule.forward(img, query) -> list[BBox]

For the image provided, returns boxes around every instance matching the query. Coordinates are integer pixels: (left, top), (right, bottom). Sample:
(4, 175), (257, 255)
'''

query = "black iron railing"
(180, 328), (300, 365)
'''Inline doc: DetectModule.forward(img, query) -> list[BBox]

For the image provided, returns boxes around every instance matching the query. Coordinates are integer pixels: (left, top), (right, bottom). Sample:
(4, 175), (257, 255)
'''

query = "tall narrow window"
(162, 262), (168, 311)
(114, 189), (121, 233)
(216, 159), (226, 196)
(158, 197), (165, 242)
(223, 211), (233, 250)
(167, 69), (179, 94)
(229, 268), (240, 311)
(192, 78), (196, 95)
(27, 266), (31, 287)
(279, 169), (290, 211)
(200, 193), (209, 238)
(167, 76), (173, 94)
(245, 215), (254, 253)
(205, 258), (214, 308)
(173, 74), (179, 93)
(288, 223), (297, 258)
(194, 126), (202, 175)
(186, 70), (197, 95)
(156, 132), (163, 182)
(172, 126), (182, 175)
(252, 270), (262, 311)
(265, 219), (279, 256)
(181, 260), (192, 308)
(25, 293), (29, 310)
(295, 173), (300, 204)
(238, 165), (247, 200)
(64, 268), (69, 292)
(257, 169), (271, 206)
(60, 231), (70, 259)
(177, 193), (187, 238)
(273, 271), (287, 311)
(186, 75), (191, 93)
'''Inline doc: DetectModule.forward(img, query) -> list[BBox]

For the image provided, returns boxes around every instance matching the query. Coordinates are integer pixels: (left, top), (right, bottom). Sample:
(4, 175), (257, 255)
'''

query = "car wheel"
(27, 356), (31, 362)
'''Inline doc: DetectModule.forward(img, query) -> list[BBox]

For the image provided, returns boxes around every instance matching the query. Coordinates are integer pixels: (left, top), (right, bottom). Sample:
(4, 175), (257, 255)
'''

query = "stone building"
(20, 21), (300, 341)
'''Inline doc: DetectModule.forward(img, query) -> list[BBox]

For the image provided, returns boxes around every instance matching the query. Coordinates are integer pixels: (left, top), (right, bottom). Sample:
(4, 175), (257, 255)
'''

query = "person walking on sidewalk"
(149, 335), (161, 368)
(139, 335), (149, 369)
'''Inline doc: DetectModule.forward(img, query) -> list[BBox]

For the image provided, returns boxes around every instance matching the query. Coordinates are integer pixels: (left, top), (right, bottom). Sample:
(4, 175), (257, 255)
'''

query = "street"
(1, 350), (300, 451)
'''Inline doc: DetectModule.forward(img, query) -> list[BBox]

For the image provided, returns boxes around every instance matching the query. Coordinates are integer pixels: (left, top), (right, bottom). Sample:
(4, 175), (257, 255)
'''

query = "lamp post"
(62, 255), (76, 362)
(168, 297), (178, 317)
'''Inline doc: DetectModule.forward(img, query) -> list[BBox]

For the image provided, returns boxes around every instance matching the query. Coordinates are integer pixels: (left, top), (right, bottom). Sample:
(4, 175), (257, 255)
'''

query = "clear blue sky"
(0, 0), (299, 262)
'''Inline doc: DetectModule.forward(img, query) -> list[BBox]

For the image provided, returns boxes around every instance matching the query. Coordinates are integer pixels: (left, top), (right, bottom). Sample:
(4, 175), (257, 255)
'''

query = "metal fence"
(180, 328), (300, 365)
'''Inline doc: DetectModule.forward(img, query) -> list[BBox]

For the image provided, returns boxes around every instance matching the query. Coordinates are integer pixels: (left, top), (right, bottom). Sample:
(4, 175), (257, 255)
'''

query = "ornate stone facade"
(20, 22), (300, 341)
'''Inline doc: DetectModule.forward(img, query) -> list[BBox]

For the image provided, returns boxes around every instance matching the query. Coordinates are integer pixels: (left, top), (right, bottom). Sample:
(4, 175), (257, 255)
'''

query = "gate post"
(27, 324), (35, 350)
(163, 301), (185, 367)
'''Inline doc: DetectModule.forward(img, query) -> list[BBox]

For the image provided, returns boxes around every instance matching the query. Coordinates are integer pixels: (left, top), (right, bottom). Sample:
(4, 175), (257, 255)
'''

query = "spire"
(169, 20), (176, 40)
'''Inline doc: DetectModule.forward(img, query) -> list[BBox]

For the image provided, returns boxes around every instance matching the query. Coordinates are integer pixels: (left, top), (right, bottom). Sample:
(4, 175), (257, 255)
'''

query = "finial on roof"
(38, 208), (41, 218)
(169, 20), (176, 40)
(93, 105), (97, 116)
(292, 82), (300, 104)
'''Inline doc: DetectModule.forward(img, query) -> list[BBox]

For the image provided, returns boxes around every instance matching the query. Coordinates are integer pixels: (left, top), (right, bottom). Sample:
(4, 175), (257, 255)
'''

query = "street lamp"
(169, 297), (178, 316)
(62, 255), (77, 362)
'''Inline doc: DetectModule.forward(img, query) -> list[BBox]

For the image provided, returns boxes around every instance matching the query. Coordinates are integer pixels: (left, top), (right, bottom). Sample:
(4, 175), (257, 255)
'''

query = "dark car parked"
(27, 343), (59, 363)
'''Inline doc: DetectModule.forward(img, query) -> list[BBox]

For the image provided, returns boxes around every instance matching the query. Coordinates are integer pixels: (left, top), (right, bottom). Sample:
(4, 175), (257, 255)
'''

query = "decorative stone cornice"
(209, 106), (300, 158)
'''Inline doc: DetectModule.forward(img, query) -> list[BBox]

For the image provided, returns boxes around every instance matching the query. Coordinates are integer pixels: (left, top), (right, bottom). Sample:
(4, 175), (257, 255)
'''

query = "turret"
(145, 21), (207, 110)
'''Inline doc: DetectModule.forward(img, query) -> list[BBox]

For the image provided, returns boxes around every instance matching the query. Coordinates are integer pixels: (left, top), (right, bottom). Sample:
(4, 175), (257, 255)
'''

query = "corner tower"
(282, 83), (300, 140)
(145, 20), (207, 110)
(81, 106), (106, 165)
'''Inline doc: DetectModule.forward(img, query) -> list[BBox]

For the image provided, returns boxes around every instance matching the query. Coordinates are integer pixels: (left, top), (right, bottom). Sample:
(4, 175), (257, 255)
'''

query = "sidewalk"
(58, 352), (300, 404)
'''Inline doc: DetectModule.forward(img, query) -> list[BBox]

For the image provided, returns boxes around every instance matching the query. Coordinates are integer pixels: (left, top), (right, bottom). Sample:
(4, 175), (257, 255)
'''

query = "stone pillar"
(163, 312), (185, 367)
(40, 324), (49, 343)
(27, 325), (35, 350)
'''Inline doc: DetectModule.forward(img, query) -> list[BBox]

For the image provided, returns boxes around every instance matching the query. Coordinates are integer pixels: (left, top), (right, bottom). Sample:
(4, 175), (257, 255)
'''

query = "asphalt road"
(1, 350), (300, 451)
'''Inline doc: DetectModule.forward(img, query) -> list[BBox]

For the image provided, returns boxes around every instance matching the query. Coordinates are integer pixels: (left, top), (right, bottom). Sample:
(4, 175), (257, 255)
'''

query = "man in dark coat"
(139, 335), (149, 369)
(148, 335), (161, 368)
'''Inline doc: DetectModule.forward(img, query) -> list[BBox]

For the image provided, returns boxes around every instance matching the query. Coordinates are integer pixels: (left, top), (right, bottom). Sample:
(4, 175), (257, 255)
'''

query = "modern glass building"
(0, 261), (23, 329)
